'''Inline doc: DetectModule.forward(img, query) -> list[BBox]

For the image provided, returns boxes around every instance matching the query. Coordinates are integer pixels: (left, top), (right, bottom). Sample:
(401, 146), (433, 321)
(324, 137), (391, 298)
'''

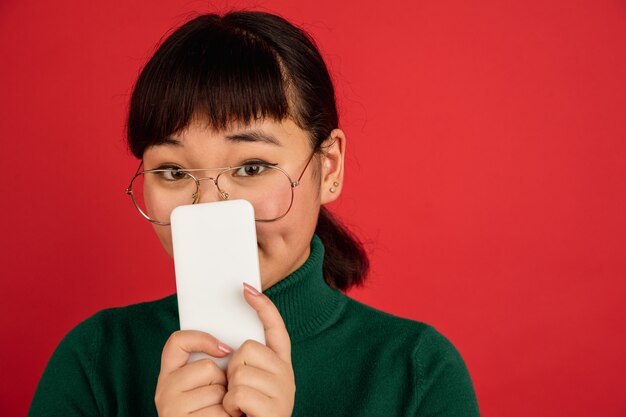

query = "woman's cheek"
(153, 224), (174, 258)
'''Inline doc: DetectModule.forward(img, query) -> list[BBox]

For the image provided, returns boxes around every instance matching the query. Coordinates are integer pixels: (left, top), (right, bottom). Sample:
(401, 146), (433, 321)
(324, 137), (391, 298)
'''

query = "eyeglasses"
(125, 151), (316, 225)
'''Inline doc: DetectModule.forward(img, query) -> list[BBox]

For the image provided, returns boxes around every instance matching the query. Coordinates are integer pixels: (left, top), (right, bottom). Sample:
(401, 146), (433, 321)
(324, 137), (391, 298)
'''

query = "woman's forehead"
(145, 117), (310, 156)
(174, 117), (306, 144)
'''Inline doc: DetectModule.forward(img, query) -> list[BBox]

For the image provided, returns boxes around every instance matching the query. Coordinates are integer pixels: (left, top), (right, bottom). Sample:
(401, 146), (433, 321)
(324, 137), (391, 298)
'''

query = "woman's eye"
(158, 168), (188, 181)
(234, 164), (268, 177)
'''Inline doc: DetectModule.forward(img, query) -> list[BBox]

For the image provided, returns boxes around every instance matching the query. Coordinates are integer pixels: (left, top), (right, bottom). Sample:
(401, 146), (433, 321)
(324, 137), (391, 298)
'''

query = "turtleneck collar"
(263, 234), (347, 342)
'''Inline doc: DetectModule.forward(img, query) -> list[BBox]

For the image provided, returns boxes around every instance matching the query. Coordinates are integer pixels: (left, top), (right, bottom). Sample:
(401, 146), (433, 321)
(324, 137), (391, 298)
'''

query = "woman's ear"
(319, 128), (346, 205)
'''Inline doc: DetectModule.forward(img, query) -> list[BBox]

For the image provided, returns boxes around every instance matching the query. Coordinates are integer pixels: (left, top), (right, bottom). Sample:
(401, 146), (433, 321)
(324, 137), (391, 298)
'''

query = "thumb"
(243, 282), (291, 364)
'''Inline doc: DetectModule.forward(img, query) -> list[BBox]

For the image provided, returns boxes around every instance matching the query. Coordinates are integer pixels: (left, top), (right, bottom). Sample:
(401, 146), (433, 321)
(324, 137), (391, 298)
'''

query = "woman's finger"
(180, 383), (227, 413)
(160, 330), (233, 376)
(189, 404), (232, 417)
(227, 339), (284, 376)
(227, 362), (284, 399)
(169, 358), (227, 392)
(243, 282), (292, 364)
(222, 384), (272, 417)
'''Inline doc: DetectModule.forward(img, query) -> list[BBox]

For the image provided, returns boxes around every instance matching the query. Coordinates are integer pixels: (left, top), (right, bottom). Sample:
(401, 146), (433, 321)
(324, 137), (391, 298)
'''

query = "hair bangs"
(127, 15), (291, 158)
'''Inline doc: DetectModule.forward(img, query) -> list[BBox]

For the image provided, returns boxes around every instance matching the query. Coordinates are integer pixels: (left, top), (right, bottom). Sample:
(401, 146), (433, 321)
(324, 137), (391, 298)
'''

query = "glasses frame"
(125, 151), (317, 226)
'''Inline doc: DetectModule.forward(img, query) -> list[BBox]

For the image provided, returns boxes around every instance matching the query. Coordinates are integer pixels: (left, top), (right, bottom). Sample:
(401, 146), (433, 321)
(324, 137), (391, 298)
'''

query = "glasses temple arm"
(296, 151), (317, 184)
(125, 160), (144, 193)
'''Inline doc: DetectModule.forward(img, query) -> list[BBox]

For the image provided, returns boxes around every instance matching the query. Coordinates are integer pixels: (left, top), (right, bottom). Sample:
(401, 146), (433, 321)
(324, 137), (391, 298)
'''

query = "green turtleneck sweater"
(29, 235), (480, 416)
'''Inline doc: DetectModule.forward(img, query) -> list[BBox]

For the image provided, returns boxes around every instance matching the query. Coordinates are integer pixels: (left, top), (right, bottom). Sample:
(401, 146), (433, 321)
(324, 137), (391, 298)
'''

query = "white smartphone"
(170, 199), (265, 370)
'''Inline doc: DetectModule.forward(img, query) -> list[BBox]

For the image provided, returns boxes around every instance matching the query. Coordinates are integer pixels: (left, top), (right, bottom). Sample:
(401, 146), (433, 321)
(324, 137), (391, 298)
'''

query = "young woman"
(29, 11), (480, 417)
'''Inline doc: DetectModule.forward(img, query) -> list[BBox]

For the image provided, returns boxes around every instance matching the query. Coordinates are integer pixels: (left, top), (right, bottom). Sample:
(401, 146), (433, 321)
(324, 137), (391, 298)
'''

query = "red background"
(1, 0), (624, 416)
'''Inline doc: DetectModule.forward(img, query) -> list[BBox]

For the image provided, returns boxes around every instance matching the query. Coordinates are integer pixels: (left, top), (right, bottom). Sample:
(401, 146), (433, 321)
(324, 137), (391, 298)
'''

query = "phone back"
(171, 199), (265, 370)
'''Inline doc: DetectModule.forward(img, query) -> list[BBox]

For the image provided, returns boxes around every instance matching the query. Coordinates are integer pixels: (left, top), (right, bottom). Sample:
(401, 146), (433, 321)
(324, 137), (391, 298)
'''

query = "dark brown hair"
(126, 11), (369, 290)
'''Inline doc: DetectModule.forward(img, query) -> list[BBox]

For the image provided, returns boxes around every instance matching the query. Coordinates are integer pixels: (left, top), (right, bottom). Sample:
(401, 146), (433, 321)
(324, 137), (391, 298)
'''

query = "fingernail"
(243, 282), (261, 296)
(218, 341), (233, 353)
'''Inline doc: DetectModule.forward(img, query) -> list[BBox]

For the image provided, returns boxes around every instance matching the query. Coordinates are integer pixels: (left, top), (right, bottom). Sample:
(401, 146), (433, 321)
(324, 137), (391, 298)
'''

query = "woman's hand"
(222, 283), (295, 417)
(155, 330), (234, 417)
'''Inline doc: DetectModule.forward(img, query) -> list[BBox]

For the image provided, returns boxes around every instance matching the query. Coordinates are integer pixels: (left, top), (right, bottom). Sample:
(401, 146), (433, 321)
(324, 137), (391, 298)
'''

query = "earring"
(330, 181), (339, 193)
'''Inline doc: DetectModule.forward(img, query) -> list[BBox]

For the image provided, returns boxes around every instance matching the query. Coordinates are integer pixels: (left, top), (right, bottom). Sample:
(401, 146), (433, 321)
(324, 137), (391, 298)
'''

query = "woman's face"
(141, 115), (345, 290)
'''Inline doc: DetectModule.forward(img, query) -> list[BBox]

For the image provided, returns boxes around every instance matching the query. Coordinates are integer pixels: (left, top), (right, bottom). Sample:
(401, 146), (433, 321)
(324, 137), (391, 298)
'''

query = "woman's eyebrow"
(159, 137), (182, 147)
(225, 130), (282, 146)
(158, 130), (282, 147)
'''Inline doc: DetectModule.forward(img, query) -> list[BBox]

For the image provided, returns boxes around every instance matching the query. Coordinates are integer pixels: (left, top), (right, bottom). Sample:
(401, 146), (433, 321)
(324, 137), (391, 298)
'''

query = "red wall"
(1, 1), (624, 416)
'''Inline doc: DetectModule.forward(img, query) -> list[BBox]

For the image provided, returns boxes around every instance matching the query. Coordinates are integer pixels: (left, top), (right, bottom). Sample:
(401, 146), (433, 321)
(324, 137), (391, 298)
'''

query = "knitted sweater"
(29, 235), (480, 416)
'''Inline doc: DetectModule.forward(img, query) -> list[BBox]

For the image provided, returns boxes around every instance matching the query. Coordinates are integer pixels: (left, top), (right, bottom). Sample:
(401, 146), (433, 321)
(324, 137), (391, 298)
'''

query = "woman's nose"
(195, 178), (227, 203)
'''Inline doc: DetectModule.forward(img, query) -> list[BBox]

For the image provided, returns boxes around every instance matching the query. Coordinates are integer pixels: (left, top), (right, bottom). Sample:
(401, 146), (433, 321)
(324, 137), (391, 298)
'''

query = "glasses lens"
(129, 170), (197, 224)
(217, 165), (294, 221)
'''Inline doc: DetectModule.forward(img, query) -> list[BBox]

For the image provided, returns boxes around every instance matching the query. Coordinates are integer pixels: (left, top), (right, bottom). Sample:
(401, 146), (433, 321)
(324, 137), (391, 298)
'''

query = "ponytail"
(315, 206), (369, 291)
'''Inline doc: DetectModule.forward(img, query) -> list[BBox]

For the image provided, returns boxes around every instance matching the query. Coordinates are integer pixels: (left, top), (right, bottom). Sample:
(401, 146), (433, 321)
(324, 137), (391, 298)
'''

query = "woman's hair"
(126, 11), (369, 290)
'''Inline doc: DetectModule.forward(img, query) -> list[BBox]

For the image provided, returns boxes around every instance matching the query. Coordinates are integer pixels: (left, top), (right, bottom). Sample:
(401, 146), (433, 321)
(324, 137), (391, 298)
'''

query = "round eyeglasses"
(125, 152), (316, 225)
